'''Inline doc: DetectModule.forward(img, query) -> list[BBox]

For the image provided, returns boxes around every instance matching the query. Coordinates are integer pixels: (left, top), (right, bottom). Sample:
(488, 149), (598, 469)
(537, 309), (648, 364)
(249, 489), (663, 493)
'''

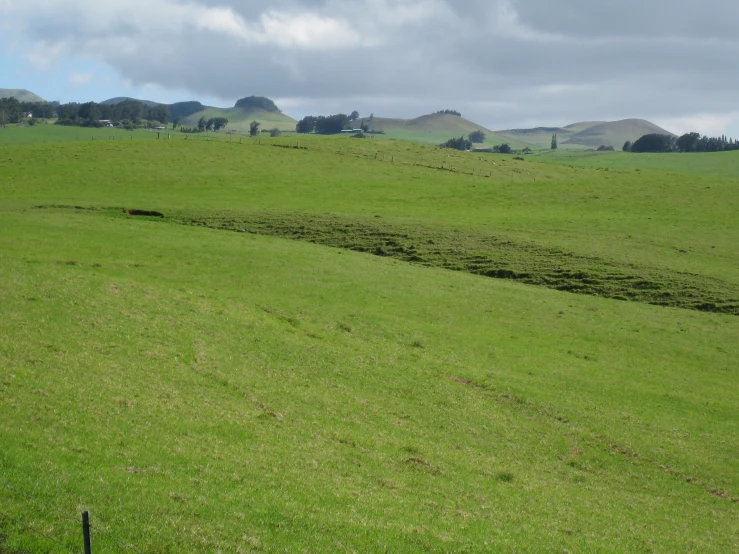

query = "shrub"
(440, 136), (472, 151)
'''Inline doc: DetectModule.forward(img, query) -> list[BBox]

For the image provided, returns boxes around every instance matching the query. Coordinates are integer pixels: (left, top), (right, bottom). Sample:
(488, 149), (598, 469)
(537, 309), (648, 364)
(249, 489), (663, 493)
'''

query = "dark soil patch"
(127, 209), (164, 217)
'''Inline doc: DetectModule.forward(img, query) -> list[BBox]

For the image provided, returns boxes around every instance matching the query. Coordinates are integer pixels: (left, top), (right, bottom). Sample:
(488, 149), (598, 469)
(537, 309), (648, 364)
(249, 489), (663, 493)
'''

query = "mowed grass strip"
(164, 209), (739, 314)
(0, 210), (738, 552)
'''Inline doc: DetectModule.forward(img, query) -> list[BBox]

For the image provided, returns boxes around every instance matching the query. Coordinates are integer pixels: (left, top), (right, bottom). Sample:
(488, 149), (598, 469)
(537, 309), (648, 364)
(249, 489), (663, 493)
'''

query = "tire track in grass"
(448, 375), (739, 504)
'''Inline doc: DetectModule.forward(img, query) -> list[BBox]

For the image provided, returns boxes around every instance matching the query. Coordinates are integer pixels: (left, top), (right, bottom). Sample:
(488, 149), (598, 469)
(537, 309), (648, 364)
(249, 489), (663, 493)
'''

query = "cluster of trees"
(624, 133), (739, 153)
(179, 116), (229, 133)
(296, 113), (366, 135)
(0, 97), (58, 125)
(436, 110), (461, 116)
(469, 130), (486, 143)
(440, 136), (472, 150)
(597, 145), (615, 151)
(441, 131), (486, 149)
(56, 100), (169, 128)
(440, 135), (514, 153)
(235, 96), (280, 112)
(675, 132), (739, 152)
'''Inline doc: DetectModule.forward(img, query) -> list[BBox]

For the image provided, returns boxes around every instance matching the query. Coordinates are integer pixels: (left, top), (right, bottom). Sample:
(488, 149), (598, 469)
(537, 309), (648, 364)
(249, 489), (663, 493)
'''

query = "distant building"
(473, 146), (493, 153)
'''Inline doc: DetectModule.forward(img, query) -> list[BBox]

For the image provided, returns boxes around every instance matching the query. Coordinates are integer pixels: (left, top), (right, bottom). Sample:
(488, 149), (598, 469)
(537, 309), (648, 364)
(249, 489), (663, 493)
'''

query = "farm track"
(165, 210), (739, 316)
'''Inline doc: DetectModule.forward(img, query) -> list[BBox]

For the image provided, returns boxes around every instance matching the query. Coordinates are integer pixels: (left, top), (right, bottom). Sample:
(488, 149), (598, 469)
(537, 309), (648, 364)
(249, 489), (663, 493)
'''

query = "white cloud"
(69, 71), (93, 86)
(490, 0), (562, 41)
(24, 41), (69, 70)
(654, 113), (739, 138)
(253, 11), (365, 49)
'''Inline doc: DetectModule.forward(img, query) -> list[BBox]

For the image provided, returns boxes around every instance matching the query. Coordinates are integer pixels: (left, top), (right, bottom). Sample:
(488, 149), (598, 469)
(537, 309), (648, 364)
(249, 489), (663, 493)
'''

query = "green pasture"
(0, 133), (738, 552)
(537, 148), (739, 179)
(0, 124), (164, 146)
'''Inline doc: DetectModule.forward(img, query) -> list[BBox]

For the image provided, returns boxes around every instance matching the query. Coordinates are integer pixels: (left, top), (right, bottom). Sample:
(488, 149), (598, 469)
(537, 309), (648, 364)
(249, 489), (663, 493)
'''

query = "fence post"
(82, 511), (92, 554)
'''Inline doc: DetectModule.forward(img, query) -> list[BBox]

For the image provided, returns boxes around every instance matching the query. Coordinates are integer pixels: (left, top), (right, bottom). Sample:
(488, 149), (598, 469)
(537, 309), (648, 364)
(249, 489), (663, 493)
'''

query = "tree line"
(0, 97), (58, 125)
(55, 100), (169, 128)
(624, 133), (739, 153)
(296, 113), (369, 134)
(179, 116), (229, 133)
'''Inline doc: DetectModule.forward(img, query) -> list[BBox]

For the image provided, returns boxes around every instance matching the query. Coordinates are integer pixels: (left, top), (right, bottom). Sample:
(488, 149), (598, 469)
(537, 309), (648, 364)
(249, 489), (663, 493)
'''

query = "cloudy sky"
(1, 0), (738, 135)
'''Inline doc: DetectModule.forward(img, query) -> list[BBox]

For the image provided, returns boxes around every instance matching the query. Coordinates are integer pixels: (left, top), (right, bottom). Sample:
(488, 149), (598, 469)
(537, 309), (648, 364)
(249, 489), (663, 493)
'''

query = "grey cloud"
(2, 0), (738, 134)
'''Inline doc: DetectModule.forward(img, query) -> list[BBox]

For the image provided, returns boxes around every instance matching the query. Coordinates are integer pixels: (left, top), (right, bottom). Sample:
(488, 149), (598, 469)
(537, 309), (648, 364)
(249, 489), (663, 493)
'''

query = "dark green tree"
(211, 117), (228, 131)
(676, 132), (700, 152)
(296, 116), (316, 134)
(631, 134), (676, 153)
(314, 114), (350, 135)
(270, 128), (281, 137)
(349, 110), (360, 122)
(469, 130), (486, 143)
(146, 104), (169, 123)
(551, 133), (558, 150)
(622, 140), (632, 152)
(197, 116), (207, 132)
(249, 120), (261, 136)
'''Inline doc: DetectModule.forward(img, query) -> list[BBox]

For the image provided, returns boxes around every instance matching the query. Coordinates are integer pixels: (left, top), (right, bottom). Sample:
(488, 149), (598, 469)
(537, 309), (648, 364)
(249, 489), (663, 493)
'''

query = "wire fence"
(0, 480), (143, 554)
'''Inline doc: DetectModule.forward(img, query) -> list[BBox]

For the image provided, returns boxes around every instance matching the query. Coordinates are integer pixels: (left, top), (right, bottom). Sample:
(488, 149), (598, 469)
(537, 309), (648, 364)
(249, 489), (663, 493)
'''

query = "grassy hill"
(565, 119), (674, 148)
(0, 88), (46, 102)
(179, 106), (297, 133)
(365, 113), (517, 146)
(497, 119), (674, 150)
(0, 131), (737, 551)
(100, 96), (160, 107)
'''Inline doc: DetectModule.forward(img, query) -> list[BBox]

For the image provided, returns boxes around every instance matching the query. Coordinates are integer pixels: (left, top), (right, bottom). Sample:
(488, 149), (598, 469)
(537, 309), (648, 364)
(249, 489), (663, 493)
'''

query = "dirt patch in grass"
(168, 211), (739, 315)
(127, 209), (164, 217)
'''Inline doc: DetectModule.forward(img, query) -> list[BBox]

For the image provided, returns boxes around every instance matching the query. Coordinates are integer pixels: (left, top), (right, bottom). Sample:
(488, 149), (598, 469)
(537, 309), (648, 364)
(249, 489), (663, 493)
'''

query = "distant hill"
(362, 113), (516, 146)
(179, 105), (297, 133)
(101, 97), (161, 107)
(100, 95), (296, 132)
(565, 119), (675, 148)
(0, 89), (46, 103)
(496, 119), (674, 149)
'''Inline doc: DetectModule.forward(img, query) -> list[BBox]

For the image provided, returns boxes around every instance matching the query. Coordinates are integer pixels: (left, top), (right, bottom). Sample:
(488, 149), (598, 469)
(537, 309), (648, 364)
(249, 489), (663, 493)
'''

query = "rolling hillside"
(0, 88), (46, 102)
(0, 135), (737, 551)
(362, 113), (517, 145)
(100, 95), (298, 132)
(496, 119), (674, 150)
(565, 119), (675, 148)
(179, 106), (297, 133)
